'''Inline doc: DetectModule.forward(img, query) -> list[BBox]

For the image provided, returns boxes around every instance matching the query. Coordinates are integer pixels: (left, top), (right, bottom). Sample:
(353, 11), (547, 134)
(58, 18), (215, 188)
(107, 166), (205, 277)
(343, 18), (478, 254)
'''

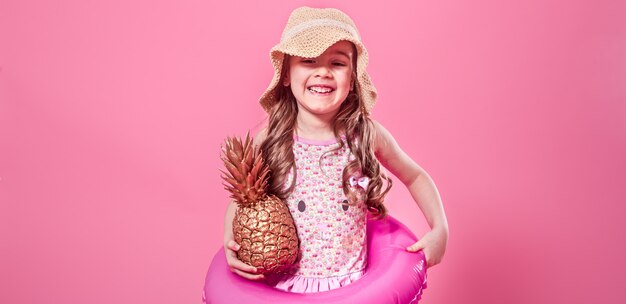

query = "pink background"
(1, 0), (625, 303)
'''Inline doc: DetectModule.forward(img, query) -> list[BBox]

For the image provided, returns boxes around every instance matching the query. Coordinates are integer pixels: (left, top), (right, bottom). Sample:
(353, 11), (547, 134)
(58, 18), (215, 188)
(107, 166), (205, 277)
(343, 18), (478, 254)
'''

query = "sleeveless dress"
(264, 135), (369, 293)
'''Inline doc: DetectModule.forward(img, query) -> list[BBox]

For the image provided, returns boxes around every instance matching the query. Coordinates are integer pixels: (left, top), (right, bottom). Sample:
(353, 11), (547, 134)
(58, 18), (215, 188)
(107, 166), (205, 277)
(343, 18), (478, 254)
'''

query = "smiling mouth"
(307, 86), (335, 95)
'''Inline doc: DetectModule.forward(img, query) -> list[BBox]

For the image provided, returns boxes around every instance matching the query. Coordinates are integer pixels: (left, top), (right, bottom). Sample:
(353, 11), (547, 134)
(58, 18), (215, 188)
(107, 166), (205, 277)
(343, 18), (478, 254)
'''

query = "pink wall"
(1, 0), (625, 303)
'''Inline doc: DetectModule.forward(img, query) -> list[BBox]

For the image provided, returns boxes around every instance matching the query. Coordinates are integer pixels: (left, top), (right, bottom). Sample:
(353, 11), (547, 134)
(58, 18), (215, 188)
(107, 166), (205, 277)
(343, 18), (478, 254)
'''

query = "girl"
(223, 6), (449, 293)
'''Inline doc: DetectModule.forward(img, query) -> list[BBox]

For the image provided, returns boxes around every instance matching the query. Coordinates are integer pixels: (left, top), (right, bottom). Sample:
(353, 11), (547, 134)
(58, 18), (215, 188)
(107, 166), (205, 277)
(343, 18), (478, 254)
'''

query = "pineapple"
(220, 132), (299, 274)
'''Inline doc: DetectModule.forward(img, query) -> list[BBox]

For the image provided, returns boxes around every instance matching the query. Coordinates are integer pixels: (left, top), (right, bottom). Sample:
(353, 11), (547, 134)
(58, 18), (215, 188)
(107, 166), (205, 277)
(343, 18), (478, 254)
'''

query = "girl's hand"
(224, 239), (265, 281)
(406, 227), (449, 268)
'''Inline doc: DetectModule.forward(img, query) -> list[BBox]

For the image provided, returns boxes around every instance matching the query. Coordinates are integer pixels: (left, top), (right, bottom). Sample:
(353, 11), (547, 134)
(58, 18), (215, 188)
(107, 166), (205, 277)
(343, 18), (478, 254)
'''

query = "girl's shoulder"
(370, 119), (401, 161)
(370, 119), (388, 155)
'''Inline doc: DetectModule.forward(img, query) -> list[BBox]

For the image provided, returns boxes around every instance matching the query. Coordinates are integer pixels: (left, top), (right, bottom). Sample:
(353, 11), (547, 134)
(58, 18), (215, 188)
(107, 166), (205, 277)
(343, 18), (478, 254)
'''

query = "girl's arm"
(372, 120), (449, 267)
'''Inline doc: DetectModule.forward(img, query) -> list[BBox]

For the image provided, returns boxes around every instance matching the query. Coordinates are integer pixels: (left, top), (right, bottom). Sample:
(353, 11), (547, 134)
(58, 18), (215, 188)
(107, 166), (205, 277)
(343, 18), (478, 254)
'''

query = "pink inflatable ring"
(203, 215), (428, 303)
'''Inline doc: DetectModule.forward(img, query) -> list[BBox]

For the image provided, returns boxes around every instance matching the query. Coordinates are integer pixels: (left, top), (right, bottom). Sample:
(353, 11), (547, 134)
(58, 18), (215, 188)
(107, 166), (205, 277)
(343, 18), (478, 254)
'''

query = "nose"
(314, 64), (332, 78)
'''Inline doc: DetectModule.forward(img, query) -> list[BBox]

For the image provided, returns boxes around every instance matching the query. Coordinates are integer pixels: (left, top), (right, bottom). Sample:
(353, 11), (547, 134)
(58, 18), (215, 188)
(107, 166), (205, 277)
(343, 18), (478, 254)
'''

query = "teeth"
(308, 86), (333, 93)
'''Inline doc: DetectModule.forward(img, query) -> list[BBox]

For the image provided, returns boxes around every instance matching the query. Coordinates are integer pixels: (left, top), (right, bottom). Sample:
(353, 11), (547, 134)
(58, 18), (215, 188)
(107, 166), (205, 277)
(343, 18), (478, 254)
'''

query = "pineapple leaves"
(220, 131), (272, 206)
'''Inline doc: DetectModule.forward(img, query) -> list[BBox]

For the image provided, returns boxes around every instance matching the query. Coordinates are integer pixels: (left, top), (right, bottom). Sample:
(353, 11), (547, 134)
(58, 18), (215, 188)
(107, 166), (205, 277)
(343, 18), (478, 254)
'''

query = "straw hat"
(259, 6), (377, 115)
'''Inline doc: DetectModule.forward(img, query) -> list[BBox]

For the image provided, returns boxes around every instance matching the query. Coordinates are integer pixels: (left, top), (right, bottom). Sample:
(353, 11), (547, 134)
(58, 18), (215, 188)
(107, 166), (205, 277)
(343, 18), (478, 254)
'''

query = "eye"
(333, 62), (347, 66)
(341, 199), (349, 211)
(302, 59), (315, 63)
(298, 200), (306, 212)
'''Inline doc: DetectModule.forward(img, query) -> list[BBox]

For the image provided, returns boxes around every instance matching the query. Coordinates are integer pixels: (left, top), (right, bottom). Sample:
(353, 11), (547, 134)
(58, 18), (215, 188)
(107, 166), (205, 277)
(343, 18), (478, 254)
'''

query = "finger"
(232, 268), (265, 281)
(224, 246), (257, 273)
(226, 257), (258, 274)
(226, 240), (241, 251)
(224, 247), (238, 259)
(406, 241), (424, 252)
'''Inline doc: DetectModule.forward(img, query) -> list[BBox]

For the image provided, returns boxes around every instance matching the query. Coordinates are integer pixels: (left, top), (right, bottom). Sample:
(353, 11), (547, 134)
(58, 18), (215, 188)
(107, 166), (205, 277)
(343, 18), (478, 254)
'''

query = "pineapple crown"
(220, 132), (271, 207)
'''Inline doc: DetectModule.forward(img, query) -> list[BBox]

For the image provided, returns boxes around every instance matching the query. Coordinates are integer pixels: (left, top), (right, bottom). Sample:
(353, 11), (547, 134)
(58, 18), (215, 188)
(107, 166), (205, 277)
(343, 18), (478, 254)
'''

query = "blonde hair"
(259, 43), (392, 219)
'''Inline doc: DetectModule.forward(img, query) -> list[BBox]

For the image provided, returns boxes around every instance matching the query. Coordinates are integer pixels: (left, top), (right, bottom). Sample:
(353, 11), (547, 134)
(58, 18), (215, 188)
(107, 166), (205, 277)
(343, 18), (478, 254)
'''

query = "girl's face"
(284, 41), (354, 118)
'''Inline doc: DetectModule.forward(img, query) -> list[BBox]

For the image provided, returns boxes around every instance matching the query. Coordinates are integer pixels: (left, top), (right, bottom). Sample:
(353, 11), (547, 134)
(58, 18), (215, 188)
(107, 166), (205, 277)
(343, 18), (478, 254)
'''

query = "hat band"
(281, 18), (361, 43)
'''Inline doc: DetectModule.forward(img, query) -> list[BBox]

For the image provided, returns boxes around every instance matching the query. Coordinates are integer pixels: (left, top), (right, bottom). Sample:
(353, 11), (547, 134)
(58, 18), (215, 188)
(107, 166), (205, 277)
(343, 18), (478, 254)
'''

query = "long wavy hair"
(259, 43), (392, 219)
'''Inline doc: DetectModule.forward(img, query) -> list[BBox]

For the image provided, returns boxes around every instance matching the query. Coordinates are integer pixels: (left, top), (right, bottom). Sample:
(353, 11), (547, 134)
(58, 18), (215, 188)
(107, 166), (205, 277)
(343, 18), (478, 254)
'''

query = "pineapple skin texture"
(233, 195), (299, 274)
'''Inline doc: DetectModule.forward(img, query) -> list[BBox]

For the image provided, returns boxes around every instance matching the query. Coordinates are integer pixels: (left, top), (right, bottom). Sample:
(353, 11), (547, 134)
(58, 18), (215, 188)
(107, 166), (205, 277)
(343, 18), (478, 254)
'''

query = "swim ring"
(203, 215), (428, 304)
